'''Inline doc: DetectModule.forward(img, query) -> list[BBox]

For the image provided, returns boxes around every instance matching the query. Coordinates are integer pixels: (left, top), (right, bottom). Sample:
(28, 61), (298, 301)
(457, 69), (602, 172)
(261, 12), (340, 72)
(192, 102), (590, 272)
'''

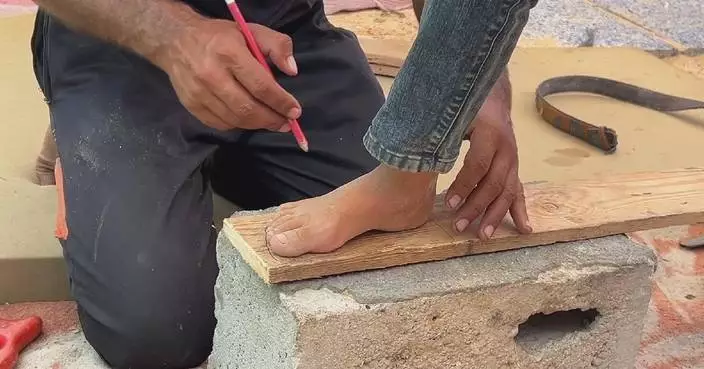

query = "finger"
(178, 84), (232, 130)
(227, 26), (301, 120)
(198, 88), (239, 130)
(192, 105), (230, 131)
(210, 75), (288, 131)
(229, 56), (301, 121)
(477, 175), (519, 240)
(250, 24), (298, 76)
(180, 69), (237, 130)
(509, 179), (532, 234)
(453, 151), (512, 233)
(446, 127), (497, 210)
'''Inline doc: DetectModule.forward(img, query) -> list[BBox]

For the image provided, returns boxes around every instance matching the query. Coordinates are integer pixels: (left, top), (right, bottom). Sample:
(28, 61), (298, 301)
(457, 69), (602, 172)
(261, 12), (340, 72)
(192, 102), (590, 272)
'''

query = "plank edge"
(267, 210), (704, 283)
(222, 219), (273, 284)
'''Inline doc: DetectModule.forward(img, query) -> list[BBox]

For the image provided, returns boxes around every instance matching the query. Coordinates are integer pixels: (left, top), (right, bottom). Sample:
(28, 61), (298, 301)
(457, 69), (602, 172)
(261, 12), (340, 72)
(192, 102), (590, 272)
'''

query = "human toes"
(267, 218), (310, 257)
(272, 203), (299, 221)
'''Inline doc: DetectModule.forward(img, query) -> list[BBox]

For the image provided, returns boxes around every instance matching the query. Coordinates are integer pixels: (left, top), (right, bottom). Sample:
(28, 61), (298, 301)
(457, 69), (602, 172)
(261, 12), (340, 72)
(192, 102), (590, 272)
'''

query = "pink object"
(0, 0), (35, 4)
(225, 0), (309, 152)
(0, 0), (36, 16)
(0, 317), (43, 369)
(323, 0), (412, 15)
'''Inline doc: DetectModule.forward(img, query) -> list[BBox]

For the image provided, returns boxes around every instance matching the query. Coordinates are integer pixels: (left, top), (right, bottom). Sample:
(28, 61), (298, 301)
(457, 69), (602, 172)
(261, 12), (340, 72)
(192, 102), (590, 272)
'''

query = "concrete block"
(210, 226), (657, 369)
(519, 0), (672, 52)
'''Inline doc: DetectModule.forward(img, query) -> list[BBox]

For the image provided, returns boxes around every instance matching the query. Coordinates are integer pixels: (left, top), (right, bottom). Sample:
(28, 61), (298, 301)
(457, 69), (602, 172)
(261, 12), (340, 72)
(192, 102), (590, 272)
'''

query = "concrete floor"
(1, 1), (703, 368)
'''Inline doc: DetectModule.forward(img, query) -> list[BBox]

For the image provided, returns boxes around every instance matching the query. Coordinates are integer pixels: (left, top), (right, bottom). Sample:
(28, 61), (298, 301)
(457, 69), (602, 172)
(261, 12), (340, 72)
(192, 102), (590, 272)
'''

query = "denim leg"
(363, 0), (538, 173)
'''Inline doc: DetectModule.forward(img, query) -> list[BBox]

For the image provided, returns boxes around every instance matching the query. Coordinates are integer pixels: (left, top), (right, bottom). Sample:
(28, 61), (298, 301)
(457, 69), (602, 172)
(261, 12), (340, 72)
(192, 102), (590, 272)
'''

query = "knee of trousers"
(79, 306), (216, 369)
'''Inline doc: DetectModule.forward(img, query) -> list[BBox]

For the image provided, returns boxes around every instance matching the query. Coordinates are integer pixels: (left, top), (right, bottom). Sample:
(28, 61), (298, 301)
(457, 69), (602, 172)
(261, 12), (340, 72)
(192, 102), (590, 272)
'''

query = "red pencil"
(224, 0), (309, 152)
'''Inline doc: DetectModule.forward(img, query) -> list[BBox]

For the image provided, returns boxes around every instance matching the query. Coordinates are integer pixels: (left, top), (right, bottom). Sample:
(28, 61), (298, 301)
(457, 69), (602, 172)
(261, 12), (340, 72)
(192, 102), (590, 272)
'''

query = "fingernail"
(287, 107), (301, 120)
(275, 233), (288, 245)
(287, 56), (298, 75)
(448, 195), (462, 209)
(278, 124), (291, 133)
(455, 219), (469, 233)
(483, 225), (495, 239)
(525, 221), (533, 233)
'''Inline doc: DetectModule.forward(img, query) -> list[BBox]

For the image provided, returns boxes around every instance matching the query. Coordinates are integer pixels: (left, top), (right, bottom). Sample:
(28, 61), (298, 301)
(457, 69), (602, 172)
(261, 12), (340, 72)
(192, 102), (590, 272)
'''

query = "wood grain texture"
(359, 37), (409, 77)
(224, 168), (704, 284)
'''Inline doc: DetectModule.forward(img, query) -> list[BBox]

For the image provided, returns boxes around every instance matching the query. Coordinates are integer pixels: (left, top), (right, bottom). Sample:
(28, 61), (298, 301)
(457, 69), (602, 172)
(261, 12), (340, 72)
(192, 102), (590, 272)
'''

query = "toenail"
(275, 233), (288, 245)
(455, 219), (469, 233)
(448, 195), (462, 209)
(525, 221), (533, 232)
(483, 225), (495, 239)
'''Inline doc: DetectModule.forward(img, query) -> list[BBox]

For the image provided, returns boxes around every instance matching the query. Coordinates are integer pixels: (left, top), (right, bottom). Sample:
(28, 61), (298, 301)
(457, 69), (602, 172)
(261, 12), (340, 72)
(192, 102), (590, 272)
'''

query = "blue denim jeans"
(363, 0), (538, 173)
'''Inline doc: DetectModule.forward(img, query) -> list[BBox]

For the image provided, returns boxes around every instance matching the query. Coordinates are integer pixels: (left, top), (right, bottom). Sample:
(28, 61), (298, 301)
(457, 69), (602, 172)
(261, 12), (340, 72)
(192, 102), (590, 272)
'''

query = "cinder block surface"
(210, 227), (657, 369)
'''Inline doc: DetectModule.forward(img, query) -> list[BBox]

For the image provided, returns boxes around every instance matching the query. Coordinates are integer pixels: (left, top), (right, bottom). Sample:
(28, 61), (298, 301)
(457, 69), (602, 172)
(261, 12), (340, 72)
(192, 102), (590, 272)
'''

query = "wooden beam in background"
(358, 37), (410, 77)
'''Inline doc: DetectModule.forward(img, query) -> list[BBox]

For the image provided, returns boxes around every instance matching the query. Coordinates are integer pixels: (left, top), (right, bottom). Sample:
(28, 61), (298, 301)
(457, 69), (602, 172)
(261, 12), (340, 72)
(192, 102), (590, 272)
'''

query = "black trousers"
(31, 2), (383, 367)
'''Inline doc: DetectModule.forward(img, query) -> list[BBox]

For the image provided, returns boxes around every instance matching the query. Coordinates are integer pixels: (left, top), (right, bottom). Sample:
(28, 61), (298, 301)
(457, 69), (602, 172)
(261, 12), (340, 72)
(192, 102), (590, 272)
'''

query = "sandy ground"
(329, 8), (419, 41)
(664, 54), (704, 80)
(329, 8), (704, 78)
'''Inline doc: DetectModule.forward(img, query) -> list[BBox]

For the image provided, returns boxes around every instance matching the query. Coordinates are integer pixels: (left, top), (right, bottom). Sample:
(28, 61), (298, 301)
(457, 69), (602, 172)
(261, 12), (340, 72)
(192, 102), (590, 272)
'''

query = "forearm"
(33, 0), (204, 65)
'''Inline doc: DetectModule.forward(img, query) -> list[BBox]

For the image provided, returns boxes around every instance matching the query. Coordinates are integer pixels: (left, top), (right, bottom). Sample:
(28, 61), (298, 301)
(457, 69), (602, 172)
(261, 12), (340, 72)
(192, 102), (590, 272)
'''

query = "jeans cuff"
(363, 130), (456, 174)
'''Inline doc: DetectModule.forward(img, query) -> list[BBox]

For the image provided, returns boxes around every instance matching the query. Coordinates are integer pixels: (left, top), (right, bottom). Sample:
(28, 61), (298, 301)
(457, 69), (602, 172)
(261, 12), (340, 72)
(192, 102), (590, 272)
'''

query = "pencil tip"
(300, 142), (309, 152)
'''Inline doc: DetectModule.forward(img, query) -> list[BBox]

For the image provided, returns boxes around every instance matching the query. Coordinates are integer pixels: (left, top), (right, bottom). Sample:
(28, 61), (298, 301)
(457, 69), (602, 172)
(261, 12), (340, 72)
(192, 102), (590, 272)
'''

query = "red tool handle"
(0, 317), (43, 369)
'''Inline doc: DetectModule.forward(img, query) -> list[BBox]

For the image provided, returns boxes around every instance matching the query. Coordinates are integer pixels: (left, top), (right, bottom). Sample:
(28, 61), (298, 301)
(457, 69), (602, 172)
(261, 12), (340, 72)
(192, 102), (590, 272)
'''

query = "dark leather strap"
(535, 75), (704, 154)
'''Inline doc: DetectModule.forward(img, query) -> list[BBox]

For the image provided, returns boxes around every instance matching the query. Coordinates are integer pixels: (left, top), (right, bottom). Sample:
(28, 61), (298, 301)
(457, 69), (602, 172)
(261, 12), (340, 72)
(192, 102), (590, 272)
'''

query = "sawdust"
(664, 54), (704, 80)
(328, 8), (418, 41)
(16, 332), (108, 369)
(329, 8), (704, 84)
(327, 8), (563, 48)
(0, 302), (78, 336)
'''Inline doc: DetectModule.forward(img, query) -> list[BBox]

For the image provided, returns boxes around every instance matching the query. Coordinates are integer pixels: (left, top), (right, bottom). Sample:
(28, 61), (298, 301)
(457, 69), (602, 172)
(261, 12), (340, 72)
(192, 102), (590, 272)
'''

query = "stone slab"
(210, 229), (657, 369)
(591, 0), (704, 51)
(518, 0), (672, 51)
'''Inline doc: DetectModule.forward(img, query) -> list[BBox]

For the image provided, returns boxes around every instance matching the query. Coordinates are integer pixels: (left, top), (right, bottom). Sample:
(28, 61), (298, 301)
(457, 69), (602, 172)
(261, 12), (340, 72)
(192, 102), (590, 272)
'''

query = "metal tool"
(535, 75), (704, 153)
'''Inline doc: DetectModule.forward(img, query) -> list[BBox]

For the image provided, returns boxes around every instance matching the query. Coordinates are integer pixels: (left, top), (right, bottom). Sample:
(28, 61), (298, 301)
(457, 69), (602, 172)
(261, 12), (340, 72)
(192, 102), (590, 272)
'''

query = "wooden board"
(224, 168), (704, 284)
(358, 37), (410, 77)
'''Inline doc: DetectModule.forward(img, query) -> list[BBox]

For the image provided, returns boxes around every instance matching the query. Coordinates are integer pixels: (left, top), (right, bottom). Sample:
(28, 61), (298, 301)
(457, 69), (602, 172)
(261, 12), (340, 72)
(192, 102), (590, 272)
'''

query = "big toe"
(267, 223), (310, 258)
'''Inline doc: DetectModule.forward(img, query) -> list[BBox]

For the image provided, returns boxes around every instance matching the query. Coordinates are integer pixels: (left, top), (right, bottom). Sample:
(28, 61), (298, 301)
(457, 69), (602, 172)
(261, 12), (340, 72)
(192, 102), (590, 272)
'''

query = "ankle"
(373, 164), (438, 186)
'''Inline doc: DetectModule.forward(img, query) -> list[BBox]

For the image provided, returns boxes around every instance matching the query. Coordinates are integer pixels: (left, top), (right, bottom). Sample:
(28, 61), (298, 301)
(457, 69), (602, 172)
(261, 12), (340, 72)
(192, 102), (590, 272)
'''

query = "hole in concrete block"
(515, 308), (600, 353)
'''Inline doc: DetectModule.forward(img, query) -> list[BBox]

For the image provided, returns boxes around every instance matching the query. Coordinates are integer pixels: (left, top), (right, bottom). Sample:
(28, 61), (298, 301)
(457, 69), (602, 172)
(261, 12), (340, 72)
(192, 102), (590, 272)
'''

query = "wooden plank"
(224, 168), (704, 284)
(358, 37), (410, 77)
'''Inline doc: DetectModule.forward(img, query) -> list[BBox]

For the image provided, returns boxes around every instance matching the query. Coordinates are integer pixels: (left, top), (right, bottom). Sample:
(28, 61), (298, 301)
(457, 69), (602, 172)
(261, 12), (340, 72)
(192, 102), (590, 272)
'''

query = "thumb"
(249, 24), (298, 76)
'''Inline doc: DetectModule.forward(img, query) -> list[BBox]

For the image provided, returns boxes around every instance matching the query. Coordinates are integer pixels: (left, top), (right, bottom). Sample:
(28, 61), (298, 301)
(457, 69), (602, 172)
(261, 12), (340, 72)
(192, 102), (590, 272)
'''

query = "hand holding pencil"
(152, 3), (308, 149)
(225, 0), (309, 151)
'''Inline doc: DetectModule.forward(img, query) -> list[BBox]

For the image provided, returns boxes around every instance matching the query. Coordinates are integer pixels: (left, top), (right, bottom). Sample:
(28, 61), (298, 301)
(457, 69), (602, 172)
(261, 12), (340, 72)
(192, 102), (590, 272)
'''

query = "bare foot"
(266, 165), (437, 257)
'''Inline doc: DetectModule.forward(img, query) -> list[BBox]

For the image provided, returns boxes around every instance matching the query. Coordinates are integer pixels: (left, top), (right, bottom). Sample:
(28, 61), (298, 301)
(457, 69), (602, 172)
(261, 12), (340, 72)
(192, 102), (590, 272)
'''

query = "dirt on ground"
(663, 54), (704, 79)
(328, 9), (418, 41)
(329, 9), (704, 81)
